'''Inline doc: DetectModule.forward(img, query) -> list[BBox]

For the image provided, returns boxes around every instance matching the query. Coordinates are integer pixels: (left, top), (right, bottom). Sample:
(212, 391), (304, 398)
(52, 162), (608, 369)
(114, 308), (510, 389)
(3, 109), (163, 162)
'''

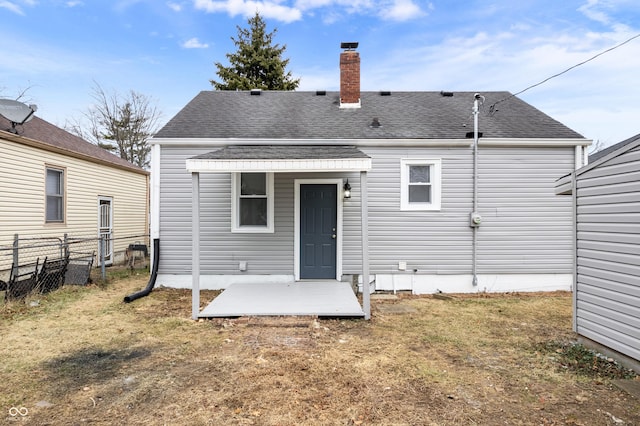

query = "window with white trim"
(400, 159), (441, 211)
(232, 172), (274, 232)
(46, 167), (65, 222)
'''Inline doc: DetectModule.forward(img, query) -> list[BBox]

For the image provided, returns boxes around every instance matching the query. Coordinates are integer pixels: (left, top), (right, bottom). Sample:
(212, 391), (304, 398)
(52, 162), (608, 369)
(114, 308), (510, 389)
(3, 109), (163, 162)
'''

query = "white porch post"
(192, 172), (201, 320)
(360, 170), (370, 320)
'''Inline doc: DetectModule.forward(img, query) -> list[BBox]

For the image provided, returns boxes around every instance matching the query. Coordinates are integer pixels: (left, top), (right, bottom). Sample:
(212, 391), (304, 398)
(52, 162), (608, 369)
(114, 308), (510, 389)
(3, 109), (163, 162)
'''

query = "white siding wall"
(158, 144), (576, 284)
(575, 145), (640, 362)
(0, 138), (148, 265)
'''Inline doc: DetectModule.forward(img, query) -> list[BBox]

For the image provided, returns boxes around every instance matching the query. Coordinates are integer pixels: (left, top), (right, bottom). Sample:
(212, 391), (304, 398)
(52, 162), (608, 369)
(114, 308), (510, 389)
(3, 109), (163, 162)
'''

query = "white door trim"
(98, 196), (113, 266)
(294, 179), (343, 281)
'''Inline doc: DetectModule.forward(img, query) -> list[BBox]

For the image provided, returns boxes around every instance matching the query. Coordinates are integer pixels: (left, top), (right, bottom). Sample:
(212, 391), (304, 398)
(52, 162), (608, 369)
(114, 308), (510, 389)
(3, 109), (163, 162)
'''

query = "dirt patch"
(1, 275), (639, 425)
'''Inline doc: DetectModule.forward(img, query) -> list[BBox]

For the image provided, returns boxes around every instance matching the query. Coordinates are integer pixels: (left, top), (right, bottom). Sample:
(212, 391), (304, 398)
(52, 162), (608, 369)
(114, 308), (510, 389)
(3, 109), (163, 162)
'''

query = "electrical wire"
(488, 32), (640, 114)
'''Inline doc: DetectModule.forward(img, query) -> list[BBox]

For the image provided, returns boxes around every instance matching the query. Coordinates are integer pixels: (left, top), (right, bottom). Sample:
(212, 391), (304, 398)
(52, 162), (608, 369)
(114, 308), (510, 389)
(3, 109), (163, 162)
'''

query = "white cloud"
(578, 0), (612, 25)
(182, 37), (209, 48)
(65, 1), (84, 7)
(0, 1), (25, 15)
(182, 38), (207, 50)
(194, 0), (425, 23)
(167, 1), (182, 11)
(381, 0), (425, 21)
(194, 0), (302, 22)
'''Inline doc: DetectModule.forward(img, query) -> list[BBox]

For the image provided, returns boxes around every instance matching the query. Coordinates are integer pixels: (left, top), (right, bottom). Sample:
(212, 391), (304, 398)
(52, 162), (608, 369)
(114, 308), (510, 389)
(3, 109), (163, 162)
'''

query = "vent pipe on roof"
(339, 42), (361, 108)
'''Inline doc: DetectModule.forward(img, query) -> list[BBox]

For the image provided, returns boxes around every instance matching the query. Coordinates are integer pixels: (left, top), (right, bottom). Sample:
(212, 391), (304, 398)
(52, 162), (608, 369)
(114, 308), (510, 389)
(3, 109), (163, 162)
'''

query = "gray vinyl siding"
(159, 146), (356, 275)
(159, 146), (294, 275)
(159, 144), (576, 277)
(575, 145), (640, 362)
(476, 148), (574, 273)
(350, 147), (473, 274)
(344, 146), (575, 275)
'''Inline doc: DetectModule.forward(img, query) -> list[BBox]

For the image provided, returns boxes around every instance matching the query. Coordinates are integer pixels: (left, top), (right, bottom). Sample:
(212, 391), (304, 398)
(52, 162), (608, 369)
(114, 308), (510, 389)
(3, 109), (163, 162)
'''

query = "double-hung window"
(46, 167), (65, 222)
(400, 159), (441, 211)
(232, 172), (274, 232)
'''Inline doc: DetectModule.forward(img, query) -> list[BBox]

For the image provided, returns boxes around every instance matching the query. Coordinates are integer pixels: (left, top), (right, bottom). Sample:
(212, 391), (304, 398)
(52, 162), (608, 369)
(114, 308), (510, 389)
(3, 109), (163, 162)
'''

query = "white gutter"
(151, 137), (591, 148)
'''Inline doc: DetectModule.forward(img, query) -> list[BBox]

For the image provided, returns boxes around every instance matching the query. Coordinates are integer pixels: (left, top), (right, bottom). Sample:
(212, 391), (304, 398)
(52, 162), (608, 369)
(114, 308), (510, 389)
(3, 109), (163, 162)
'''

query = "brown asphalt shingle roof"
(0, 115), (147, 175)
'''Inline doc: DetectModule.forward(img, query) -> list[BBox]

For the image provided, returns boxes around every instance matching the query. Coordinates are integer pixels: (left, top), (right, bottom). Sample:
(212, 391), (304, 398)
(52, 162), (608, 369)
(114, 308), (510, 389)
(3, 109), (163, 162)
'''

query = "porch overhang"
(186, 145), (372, 173)
(187, 144), (372, 321)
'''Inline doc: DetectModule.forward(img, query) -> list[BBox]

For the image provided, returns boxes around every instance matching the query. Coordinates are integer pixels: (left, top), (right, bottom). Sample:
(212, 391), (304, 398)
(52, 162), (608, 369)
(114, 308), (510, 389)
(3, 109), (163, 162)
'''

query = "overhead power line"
(489, 32), (640, 114)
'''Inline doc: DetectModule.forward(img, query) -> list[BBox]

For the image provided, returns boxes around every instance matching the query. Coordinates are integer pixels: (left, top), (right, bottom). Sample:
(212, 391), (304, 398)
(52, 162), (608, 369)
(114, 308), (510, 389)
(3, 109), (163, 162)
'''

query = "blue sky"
(1, 0), (639, 148)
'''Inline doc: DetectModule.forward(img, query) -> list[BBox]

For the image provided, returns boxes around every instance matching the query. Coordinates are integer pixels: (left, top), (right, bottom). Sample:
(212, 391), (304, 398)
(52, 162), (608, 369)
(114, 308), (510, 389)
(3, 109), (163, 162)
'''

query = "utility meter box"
(469, 212), (482, 227)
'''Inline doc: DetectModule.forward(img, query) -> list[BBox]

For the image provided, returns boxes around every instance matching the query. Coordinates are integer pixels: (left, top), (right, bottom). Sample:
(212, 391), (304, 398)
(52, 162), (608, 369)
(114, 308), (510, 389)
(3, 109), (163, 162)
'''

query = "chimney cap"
(340, 42), (359, 50)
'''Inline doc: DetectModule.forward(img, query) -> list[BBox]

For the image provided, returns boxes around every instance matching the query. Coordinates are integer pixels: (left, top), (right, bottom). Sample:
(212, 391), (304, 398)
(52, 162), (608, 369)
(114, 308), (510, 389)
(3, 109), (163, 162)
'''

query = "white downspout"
(150, 143), (161, 240)
(574, 145), (583, 170)
(150, 143), (161, 265)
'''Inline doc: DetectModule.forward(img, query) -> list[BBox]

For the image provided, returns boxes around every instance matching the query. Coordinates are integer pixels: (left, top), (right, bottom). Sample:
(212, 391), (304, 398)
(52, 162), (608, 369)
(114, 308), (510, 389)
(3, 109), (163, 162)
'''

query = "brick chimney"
(340, 42), (360, 108)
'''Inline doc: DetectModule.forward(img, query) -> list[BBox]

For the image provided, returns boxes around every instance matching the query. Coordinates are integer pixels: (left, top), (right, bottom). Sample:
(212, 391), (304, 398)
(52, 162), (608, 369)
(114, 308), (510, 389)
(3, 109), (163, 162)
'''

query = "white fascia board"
(153, 137), (591, 148)
(186, 157), (372, 173)
(478, 138), (592, 147)
(151, 137), (474, 147)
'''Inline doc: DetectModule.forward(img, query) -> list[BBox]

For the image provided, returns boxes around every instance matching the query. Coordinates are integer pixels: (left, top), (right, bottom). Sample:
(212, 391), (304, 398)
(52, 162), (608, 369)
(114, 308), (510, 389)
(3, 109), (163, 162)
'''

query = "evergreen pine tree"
(211, 13), (300, 91)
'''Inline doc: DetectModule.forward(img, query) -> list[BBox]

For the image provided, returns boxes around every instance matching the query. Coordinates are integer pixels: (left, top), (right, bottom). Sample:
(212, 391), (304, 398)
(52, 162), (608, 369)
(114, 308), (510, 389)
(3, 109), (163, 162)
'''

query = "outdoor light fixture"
(343, 180), (351, 199)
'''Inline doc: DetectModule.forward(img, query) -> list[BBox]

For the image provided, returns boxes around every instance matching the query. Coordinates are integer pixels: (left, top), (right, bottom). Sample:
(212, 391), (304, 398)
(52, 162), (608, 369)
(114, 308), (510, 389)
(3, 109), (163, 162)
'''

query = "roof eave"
(1, 129), (149, 176)
(153, 137), (590, 148)
(186, 157), (372, 173)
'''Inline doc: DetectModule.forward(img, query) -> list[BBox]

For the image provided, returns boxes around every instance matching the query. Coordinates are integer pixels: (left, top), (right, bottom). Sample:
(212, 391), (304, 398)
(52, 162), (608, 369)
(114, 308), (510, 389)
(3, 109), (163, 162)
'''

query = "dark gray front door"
(300, 184), (337, 279)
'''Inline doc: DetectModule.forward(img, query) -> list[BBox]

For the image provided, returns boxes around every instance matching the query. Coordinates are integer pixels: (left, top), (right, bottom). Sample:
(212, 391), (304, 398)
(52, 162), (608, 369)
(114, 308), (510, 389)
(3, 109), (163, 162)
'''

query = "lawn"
(1, 273), (638, 425)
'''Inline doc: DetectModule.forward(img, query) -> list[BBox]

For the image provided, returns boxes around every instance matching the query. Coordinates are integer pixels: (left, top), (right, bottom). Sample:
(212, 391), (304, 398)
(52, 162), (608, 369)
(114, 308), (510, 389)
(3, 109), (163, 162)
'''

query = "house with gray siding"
(557, 133), (640, 369)
(151, 44), (590, 319)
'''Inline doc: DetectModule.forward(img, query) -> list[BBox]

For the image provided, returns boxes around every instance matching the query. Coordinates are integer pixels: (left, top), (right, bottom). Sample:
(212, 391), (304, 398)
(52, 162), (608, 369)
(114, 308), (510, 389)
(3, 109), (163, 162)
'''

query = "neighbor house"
(0, 114), (149, 270)
(556, 133), (640, 370)
(151, 44), (591, 319)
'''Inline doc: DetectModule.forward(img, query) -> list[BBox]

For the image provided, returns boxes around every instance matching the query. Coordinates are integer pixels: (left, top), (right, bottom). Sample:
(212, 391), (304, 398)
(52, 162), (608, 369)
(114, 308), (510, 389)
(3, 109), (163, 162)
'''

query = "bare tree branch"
(67, 82), (161, 169)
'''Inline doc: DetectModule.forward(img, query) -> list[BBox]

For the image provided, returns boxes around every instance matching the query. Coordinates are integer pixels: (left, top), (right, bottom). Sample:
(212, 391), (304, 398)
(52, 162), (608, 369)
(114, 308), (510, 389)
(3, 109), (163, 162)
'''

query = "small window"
(400, 159), (441, 211)
(46, 167), (65, 222)
(232, 172), (274, 232)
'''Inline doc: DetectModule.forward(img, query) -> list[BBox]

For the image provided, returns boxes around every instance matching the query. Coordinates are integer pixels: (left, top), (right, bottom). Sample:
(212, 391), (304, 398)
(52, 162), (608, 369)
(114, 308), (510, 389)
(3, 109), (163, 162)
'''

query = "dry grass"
(1, 273), (639, 425)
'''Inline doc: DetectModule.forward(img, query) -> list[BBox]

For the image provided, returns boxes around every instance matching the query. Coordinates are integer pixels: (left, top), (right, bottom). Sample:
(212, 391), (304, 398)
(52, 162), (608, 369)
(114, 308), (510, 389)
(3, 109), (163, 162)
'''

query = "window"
(400, 159), (441, 211)
(232, 172), (274, 232)
(46, 167), (65, 222)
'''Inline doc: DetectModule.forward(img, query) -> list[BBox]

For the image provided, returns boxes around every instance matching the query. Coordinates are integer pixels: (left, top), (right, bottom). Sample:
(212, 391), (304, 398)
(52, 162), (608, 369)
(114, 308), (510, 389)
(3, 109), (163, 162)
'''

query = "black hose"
(123, 238), (159, 303)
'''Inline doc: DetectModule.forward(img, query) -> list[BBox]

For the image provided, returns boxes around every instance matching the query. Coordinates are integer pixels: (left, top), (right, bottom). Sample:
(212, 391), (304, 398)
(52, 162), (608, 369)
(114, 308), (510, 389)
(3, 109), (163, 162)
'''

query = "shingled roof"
(155, 90), (585, 141)
(589, 132), (640, 163)
(1, 115), (147, 175)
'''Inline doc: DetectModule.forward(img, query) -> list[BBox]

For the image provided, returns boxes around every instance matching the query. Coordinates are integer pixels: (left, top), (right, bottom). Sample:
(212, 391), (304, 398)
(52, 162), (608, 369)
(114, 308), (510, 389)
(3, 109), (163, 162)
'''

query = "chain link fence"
(0, 233), (150, 302)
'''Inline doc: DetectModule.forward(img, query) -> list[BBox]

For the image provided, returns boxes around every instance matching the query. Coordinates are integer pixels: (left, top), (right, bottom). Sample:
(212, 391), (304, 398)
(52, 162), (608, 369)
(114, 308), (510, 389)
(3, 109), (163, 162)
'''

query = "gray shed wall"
(575, 144), (640, 362)
(158, 144), (576, 279)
